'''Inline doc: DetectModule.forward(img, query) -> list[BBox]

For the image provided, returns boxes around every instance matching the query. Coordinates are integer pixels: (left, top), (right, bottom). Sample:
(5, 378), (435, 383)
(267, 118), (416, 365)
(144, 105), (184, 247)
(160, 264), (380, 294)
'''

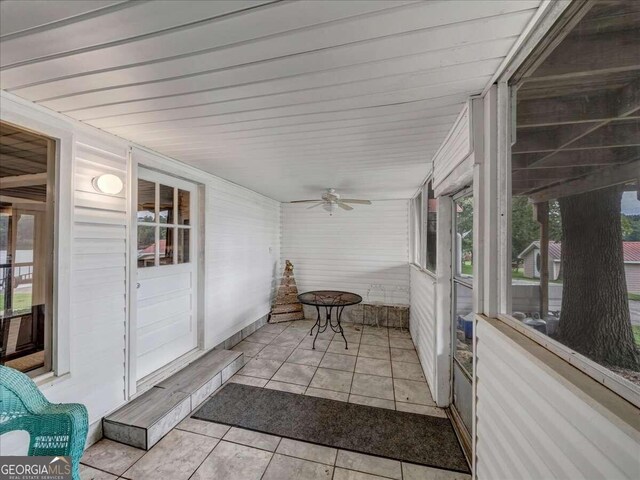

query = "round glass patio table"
(297, 290), (363, 350)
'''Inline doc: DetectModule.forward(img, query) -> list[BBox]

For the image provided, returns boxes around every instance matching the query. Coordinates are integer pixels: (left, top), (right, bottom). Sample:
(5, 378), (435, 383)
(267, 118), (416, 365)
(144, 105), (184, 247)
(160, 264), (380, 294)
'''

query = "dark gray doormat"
(192, 383), (469, 474)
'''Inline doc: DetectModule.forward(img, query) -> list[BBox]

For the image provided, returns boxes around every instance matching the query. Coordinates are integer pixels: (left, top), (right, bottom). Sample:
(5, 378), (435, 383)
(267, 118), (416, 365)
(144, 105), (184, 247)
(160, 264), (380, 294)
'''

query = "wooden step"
(103, 349), (243, 450)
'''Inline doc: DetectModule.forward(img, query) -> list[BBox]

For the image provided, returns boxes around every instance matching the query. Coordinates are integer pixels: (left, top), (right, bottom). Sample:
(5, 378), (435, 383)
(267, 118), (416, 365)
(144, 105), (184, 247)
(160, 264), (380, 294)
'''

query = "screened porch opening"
(510, 0), (640, 386)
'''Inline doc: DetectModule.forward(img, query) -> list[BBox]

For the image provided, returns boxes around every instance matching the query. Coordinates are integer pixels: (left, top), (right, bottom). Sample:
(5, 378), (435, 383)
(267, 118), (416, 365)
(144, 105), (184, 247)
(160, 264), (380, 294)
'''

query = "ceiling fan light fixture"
(322, 202), (336, 215)
(291, 188), (371, 215)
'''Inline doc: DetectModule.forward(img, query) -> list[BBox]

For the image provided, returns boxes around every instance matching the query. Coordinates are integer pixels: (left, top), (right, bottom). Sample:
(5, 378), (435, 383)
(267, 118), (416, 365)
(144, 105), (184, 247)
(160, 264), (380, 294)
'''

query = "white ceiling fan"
(290, 188), (371, 215)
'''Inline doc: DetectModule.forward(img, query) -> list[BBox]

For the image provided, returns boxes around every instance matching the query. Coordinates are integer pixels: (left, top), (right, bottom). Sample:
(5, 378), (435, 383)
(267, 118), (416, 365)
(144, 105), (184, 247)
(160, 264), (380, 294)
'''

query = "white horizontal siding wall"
(0, 94), (131, 454)
(625, 264), (640, 294)
(281, 200), (410, 304)
(410, 266), (436, 391)
(0, 92), (280, 452)
(51, 139), (129, 427)
(204, 177), (280, 346)
(476, 317), (640, 480)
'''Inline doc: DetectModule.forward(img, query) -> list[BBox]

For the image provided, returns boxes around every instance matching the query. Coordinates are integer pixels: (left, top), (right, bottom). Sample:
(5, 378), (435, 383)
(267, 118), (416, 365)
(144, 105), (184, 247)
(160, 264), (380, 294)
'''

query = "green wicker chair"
(0, 365), (88, 480)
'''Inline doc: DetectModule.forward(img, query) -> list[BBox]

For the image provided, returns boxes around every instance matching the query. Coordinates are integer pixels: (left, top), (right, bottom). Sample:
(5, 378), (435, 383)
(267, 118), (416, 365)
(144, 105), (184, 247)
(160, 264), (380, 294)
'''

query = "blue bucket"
(463, 317), (474, 339)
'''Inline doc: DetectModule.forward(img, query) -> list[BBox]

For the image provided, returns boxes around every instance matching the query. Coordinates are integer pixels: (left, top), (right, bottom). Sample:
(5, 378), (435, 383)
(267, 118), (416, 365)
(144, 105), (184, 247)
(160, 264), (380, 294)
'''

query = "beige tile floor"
(81, 322), (470, 480)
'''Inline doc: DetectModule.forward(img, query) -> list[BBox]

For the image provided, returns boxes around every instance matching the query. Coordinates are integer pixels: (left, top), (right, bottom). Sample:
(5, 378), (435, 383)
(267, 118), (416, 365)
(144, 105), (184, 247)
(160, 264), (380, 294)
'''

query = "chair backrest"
(0, 365), (49, 417)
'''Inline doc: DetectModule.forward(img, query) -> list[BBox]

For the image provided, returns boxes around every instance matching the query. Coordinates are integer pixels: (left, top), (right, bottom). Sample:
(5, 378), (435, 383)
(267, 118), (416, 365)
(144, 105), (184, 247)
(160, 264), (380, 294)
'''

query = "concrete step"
(103, 349), (243, 450)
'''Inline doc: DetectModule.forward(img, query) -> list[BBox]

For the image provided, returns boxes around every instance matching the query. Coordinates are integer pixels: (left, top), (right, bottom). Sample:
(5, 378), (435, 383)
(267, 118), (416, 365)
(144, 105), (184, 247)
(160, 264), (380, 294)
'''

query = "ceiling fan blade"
(337, 201), (353, 211)
(307, 202), (324, 209)
(340, 199), (371, 205)
(290, 199), (321, 203)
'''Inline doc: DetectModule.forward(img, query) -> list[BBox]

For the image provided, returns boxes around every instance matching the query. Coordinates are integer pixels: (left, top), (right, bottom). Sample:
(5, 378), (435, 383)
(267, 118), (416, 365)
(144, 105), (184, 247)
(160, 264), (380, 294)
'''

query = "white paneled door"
(135, 167), (198, 381)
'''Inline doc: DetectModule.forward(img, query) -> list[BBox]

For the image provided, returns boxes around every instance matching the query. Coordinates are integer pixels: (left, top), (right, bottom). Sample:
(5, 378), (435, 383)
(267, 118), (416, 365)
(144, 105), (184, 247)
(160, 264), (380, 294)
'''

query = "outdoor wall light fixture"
(92, 173), (124, 195)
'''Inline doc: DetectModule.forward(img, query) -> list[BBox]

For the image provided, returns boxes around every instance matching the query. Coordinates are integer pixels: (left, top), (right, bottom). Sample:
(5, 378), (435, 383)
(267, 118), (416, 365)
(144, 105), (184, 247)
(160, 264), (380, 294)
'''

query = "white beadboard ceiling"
(0, 0), (542, 201)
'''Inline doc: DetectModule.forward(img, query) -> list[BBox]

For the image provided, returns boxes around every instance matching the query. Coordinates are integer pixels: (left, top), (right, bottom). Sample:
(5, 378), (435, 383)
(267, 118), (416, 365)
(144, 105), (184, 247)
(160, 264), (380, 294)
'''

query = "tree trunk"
(557, 185), (639, 370)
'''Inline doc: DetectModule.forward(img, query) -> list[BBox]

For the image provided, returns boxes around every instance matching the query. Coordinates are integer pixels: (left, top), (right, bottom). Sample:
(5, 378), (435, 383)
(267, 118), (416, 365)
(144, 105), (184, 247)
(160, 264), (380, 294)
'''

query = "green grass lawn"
(0, 292), (32, 312)
(512, 268), (528, 280)
(633, 326), (640, 347)
(511, 267), (564, 284)
(629, 293), (640, 302)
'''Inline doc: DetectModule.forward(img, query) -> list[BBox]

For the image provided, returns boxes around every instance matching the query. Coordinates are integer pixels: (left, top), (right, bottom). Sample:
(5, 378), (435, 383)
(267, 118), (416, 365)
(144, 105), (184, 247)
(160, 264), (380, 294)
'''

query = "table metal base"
(309, 305), (348, 350)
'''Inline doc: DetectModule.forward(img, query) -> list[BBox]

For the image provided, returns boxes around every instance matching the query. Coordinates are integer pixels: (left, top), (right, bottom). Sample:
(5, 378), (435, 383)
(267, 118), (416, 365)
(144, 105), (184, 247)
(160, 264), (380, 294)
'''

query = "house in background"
(519, 240), (562, 280)
(519, 241), (640, 294)
(624, 243), (640, 294)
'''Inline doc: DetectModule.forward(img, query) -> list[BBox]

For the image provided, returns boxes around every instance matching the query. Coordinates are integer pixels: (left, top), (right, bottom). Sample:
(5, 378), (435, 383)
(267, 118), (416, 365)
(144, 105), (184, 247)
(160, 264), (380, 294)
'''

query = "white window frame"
(135, 174), (194, 269)
(409, 195), (417, 266)
(0, 95), (73, 382)
(410, 175), (439, 276)
(409, 190), (424, 269)
(451, 187), (475, 381)
(424, 179), (438, 274)
(126, 147), (205, 398)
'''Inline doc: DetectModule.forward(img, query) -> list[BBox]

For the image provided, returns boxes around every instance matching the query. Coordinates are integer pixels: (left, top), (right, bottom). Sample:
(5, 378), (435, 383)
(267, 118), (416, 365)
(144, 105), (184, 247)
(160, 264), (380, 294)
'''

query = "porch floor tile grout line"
(79, 462), (126, 478)
(258, 436), (281, 480)
(331, 422), (339, 480)
(332, 455), (402, 480)
(273, 446), (340, 466)
(115, 423), (211, 480)
(267, 328), (311, 384)
(173, 427), (228, 441)
(308, 328), (332, 394)
(215, 432), (281, 454)
(388, 326), (397, 410)
(117, 438), (149, 479)
(185, 436), (220, 480)
(352, 328), (369, 401)
(347, 353), (357, 400)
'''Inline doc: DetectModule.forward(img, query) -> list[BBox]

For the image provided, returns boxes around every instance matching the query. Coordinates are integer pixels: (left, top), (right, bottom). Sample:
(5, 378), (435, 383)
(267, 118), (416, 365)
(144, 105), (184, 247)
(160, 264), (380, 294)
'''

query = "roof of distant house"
(518, 241), (640, 263)
(518, 241), (562, 260)
(141, 239), (166, 255)
(625, 242), (640, 262)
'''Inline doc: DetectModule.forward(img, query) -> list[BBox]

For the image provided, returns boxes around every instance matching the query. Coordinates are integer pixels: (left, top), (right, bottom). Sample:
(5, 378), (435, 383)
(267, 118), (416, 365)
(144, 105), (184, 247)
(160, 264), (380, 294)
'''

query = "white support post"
(480, 87), (501, 318)
(434, 195), (453, 407)
(496, 81), (513, 315)
(126, 148), (138, 399)
(471, 97), (486, 316)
